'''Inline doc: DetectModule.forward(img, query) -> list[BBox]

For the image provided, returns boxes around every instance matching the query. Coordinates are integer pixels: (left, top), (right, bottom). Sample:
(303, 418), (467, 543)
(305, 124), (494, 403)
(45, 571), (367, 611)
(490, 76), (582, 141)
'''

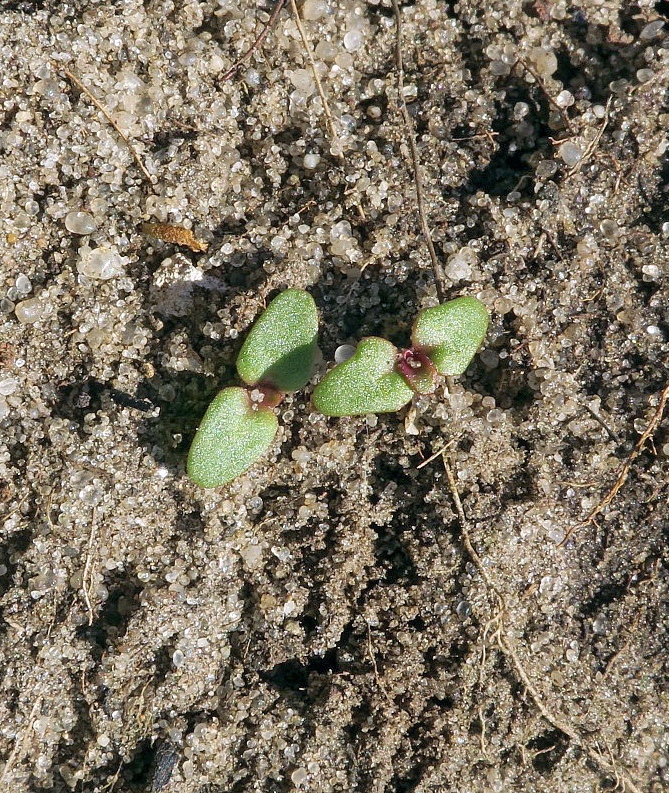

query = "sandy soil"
(0, 0), (668, 791)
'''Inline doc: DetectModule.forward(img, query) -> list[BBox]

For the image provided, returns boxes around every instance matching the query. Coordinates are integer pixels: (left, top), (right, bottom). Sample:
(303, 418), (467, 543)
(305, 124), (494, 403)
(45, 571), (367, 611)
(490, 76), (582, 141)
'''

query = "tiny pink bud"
(395, 348), (438, 394)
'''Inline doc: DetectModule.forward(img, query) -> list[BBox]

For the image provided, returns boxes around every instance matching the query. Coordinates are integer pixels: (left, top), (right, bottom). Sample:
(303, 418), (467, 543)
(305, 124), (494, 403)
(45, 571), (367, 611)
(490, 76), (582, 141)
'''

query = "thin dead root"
(451, 130), (499, 143)
(500, 611), (643, 792)
(582, 399), (619, 442)
(290, 0), (339, 153)
(445, 455), (645, 793)
(220, 0), (286, 82)
(367, 623), (394, 707)
(516, 58), (574, 133)
(0, 692), (43, 785)
(290, 0), (365, 226)
(600, 614), (641, 683)
(60, 66), (154, 184)
(391, 0), (446, 301)
(416, 439), (455, 470)
(561, 380), (669, 546)
(0, 488), (31, 523)
(442, 455), (503, 606)
(102, 761), (123, 792)
(82, 508), (98, 625)
(566, 95), (613, 179)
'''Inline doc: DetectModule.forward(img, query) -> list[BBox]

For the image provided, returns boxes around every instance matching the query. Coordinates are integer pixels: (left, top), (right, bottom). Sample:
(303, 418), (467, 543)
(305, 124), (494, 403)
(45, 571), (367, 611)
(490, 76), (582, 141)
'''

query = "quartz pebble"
(291, 768), (308, 785)
(334, 344), (356, 363)
(15, 297), (46, 324)
(559, 142), (583, 167)
(0, 378), (19, 396)
(77, 247), (127, 280)
(529, 47), (557, 76)
(344, 29), (364, 52)
(639, 20), (664, 40)
(15, 274), (32, 295)
(302, 0), (327, 20)
(289, 69), (315, 95)
(65, 211), (97, 235)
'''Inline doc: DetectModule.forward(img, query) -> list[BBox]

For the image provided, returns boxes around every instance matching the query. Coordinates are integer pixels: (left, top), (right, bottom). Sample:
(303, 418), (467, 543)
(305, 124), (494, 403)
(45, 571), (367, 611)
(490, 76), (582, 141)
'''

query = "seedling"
(187, 289), (318, 488)
(313, 296), (488, 417)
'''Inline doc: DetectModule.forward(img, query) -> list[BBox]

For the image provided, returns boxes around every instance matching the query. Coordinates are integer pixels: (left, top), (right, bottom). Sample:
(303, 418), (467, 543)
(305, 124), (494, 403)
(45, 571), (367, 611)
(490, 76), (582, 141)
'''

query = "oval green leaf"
(313, 337), (414, 416)
(236, 289), (319, 393)
(187, 387), (278, 488)
(411, 296), (489, 376)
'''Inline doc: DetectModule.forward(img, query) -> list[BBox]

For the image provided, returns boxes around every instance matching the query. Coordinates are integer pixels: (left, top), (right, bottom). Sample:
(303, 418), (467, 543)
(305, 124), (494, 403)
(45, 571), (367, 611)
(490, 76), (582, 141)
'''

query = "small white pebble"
(639, 20), (664, 40)
(555, 90), (574, 108)
(599, 219), (620, 240)
(0, 378), (19, 396)
(15, 274), (32, 295)
(489, 60), (511, 77)
(343, 29), (363, 52)
(641, 264), (660, 281)
(330, 220), (352, 241)
(334, 344), (356, 363)
(244, 68), (261, 87)
(592, 614), (608, 635)
(302, 0), (327, 20)
(291, 768), (308, 785)
(77, 247), (127, 280)
(445, 254), (472, 281)
(289, 69), (315, 95)
(65, 211), (97, 235)
(315, 40), (338, 61)
(529, 47), (557, 76)
(15, 297), (45, 324)
(559, 142), (583, 167)
(303, 153), (320, 169)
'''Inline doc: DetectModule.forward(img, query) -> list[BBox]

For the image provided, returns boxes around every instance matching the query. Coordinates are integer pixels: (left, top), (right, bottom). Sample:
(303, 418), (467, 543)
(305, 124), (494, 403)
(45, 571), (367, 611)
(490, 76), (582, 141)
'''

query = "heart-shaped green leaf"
(411, 296), (489, 376)
(313, 337), (414, 416)
(236, 289), (319, 393)
(187, 387), (278, 488)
